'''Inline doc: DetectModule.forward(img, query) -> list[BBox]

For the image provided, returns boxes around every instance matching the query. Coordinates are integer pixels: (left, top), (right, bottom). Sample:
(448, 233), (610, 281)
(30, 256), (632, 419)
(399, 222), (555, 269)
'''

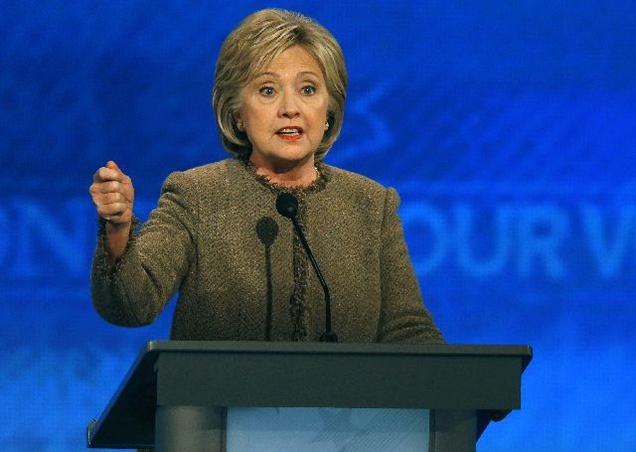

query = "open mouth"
(276, 127), (304, 137)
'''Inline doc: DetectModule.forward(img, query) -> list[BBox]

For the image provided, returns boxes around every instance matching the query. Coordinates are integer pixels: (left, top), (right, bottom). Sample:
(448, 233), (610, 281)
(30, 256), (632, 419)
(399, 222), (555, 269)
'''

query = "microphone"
(256, 217), (279, 341)
(256, 216), (279, 247)
(276, 193), (338, 342)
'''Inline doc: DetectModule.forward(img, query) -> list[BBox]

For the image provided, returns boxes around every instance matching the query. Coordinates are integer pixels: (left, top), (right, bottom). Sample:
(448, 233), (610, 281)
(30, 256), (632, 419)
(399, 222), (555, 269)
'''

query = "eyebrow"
(253, 71), (321, 80)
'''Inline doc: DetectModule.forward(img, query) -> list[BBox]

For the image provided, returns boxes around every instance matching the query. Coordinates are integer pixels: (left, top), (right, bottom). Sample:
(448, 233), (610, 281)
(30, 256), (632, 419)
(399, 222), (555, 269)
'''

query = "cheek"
(240, 96), (270, 126)
(309, 98), (329, 122)
(244, 108), (270, 133)
(320, 99), (330, 121)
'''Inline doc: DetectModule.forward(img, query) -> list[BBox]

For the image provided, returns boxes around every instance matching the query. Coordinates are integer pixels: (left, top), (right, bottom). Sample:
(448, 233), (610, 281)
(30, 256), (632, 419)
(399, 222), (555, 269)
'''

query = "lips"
(275, 126), (304, 141)
(276, 126), (303, 135)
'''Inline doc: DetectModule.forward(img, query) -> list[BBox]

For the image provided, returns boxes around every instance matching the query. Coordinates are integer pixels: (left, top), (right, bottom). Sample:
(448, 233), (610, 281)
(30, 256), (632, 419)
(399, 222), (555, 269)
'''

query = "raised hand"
(89, 161), (135, 259)
(90, 161), (134, 225)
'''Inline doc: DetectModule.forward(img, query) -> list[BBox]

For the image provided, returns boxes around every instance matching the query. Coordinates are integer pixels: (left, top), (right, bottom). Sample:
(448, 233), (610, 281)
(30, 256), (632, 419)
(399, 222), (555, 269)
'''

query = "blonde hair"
(212, 9), (347, 160)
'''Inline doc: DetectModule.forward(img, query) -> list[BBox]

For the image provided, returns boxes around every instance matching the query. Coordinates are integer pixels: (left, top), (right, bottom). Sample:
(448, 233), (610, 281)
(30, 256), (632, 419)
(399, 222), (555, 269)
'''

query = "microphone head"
(276, 193), (298, 219)
(256, 216), (279, 247)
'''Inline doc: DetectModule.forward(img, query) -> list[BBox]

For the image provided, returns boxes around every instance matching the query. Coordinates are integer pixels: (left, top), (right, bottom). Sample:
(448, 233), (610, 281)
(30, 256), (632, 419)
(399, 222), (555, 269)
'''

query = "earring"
(237, 121), (244, 131)
(325, 121), (330, 131)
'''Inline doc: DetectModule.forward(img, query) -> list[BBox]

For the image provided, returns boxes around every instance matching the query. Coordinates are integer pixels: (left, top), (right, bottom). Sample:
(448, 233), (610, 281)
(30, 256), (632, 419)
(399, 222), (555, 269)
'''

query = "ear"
(233, 112), (244, 132)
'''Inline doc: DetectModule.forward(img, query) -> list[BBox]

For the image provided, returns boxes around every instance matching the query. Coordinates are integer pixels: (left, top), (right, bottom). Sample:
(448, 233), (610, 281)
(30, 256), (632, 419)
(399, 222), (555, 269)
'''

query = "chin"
(273, 147), (314, 162)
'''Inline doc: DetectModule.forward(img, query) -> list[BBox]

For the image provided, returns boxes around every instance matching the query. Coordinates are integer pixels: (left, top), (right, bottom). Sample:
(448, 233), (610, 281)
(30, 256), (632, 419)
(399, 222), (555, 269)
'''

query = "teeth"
(278, 128), (301, 134)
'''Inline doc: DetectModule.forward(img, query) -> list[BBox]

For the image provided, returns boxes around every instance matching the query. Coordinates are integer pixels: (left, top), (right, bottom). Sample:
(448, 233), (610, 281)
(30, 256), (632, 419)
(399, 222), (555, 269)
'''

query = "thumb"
(106, 160), (124, 175)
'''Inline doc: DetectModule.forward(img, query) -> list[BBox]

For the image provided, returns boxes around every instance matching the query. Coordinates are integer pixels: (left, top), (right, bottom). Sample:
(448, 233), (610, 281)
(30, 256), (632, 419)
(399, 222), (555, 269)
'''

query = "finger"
(97, 202), (129, 217)
(106, 161), (133, 189)
(96, 180), (128, 194)
(94, 166), (124, 183)
(94, 191), (127, 205)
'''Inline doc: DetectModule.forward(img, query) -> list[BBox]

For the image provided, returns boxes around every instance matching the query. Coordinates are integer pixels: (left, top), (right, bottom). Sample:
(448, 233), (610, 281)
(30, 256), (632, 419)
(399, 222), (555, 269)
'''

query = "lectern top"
(145, 340), (531, 363)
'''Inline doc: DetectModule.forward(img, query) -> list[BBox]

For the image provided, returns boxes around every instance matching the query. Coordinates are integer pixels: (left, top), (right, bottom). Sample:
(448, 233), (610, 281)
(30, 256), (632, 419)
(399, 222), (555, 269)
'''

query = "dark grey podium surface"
(87, 341), (532, 451)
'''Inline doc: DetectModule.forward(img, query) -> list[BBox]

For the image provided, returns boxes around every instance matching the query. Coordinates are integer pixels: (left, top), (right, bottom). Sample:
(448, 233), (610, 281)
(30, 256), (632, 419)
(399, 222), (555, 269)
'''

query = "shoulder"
(161, 159), (242, 192)
(323, 164), (398, 211)
(325, 164), (386, 195)
(174, 159), (236, 182)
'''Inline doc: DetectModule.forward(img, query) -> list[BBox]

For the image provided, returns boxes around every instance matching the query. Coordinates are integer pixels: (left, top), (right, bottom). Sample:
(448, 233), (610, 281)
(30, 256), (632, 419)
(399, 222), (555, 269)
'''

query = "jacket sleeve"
(377, 188), (445, 344)
(90, 171), (197, 326)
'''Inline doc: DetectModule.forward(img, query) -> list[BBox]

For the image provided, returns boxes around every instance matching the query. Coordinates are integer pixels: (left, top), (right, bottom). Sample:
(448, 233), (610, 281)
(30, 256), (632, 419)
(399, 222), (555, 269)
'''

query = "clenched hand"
(89, 161), (135, 259)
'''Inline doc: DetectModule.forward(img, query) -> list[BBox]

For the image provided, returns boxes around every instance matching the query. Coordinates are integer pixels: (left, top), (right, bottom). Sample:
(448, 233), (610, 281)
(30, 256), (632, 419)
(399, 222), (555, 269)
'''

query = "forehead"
(256, 45), (324, 78)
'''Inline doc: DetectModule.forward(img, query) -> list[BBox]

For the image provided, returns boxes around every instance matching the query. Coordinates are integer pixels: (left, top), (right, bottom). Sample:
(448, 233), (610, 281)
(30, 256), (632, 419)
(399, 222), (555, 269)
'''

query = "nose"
(278, 91), (300, 119)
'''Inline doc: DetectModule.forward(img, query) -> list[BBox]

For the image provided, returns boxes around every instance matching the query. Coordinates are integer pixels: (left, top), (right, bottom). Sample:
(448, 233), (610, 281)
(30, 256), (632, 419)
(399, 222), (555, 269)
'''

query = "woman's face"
(237, 45), (329, 170)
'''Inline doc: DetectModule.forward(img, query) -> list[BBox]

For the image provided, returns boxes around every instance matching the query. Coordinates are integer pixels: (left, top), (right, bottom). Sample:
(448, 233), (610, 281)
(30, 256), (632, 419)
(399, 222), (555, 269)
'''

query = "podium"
(87, 341), (531, 452)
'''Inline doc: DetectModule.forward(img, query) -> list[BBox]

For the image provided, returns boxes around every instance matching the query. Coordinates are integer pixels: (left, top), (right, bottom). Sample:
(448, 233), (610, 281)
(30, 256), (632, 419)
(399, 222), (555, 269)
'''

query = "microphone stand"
(276, 193), (338, 343)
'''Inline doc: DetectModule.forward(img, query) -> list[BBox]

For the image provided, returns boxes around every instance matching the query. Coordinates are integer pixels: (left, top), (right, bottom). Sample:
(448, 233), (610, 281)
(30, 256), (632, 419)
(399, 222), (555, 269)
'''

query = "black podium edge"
(87, 341), (532, 448)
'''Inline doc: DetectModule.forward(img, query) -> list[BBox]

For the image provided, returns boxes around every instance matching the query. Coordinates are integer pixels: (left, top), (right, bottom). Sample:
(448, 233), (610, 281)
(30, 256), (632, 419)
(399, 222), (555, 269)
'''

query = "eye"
(301, 85), (316, 95)
(259, 86), (275, 97)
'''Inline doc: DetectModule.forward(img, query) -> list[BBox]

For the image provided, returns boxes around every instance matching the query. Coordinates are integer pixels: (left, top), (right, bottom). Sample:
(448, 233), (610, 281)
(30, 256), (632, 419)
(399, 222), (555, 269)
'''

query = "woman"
(90, 9), (443, 344)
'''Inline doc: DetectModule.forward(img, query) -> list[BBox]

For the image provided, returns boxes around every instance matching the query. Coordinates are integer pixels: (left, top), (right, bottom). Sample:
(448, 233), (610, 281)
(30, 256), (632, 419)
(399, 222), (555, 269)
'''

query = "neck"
(250, 154), (317, 187)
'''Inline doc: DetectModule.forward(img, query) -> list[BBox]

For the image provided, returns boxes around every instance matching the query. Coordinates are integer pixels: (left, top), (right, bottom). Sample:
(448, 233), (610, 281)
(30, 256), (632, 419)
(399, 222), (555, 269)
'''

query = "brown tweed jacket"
(91, 158), (443, 344)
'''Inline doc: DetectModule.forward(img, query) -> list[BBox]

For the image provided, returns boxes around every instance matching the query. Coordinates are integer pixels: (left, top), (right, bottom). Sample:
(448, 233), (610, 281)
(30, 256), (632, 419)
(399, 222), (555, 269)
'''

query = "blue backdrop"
(1, 0), (635, 450)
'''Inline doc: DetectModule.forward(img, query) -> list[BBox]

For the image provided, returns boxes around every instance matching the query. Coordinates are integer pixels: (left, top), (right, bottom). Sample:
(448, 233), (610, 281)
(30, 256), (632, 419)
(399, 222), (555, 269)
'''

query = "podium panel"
(226, 407), (429, 452)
